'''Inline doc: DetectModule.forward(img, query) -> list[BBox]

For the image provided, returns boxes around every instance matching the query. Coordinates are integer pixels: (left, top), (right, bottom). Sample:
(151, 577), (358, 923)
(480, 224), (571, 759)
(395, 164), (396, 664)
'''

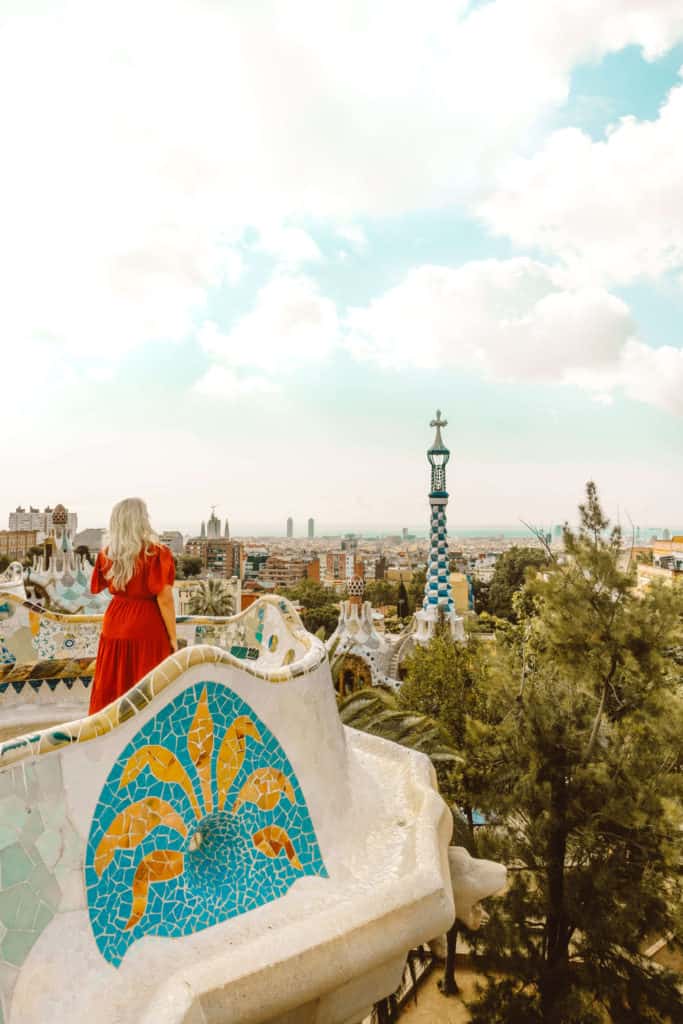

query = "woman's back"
(92, 544), (174, 601)
(88, 499), (176, 715)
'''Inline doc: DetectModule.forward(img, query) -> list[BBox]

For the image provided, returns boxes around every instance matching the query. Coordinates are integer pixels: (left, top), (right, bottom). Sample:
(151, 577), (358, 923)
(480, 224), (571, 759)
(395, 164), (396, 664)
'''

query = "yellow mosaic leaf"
(252, 825), (303, 870)
(29, 611), (41, 636)
(187, 687), (214, 815)
(124, 849), (184, 931)
(232, 767), (296, 813)
(216, 716), (263, 810)
(94, 797), (188, 877)
(120, 745), (202, 820)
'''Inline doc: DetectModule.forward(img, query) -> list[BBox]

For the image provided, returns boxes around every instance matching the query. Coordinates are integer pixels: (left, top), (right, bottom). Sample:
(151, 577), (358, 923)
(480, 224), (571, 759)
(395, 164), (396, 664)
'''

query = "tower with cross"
(415, 410), (464, 643)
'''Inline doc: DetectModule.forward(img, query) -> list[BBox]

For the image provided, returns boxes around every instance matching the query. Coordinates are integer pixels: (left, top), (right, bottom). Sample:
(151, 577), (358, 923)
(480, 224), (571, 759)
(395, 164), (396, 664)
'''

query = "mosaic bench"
(0, 595), (308, 739)
(0, 597), (454, 1024)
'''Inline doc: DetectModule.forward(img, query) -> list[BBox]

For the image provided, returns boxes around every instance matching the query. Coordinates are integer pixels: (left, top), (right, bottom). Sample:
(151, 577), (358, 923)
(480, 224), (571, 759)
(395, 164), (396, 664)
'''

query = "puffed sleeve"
(90, 551), (109, 594)
(147, 545), (176, 595)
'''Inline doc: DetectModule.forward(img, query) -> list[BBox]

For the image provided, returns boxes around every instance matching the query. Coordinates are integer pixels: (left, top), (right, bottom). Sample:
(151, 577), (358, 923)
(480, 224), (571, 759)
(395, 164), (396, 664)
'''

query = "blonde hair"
(104, 497), (159, 591)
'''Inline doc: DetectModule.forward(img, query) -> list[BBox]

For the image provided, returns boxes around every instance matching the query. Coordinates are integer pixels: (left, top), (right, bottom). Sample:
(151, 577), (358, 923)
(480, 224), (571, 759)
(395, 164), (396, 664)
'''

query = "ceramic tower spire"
(422, 411), (454, 615)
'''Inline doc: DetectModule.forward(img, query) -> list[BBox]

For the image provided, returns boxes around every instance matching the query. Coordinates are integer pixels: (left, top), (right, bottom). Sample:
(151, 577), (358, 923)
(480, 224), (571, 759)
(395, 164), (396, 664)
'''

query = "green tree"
(470, 576), (490, 615)
(396, 581), (410, 618)
(486, 545), (548, 620)
(281, 579), (338, 608)
(407, 567), (426, 613)
(188, 578), (234, 616)
(468, 482), (683, 1023)
(399, 627), (490, 821)
(22, 544), (45, 568)
(281, 579), (341, 639)
(364, 579), (399, 607)
(0, 555), (10, 573)
(300, 603), (340, 639)
(178, 555), (203, 578)
(398, 624), (498, 997)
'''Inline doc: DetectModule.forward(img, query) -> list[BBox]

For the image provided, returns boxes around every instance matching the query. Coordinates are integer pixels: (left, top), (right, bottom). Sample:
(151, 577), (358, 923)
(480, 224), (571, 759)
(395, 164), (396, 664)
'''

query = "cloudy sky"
(2, 0), (682, 535)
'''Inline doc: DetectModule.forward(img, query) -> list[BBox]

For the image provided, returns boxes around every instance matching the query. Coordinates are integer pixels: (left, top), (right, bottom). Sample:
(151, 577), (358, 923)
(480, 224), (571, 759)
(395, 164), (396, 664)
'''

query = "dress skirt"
(89, 594), (172, 714)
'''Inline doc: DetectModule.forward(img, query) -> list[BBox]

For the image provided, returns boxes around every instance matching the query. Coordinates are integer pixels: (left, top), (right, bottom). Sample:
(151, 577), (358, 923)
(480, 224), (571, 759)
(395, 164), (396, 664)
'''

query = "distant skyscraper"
(286, 516), (293, 539)
(308, 517), (314, 539)
(200, 521), (206, 539)
(224, 519), (230, 539)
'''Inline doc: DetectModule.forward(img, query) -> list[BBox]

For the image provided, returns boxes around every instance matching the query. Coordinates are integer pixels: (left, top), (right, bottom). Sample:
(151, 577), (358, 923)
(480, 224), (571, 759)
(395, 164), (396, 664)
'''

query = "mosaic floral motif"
(85, 681), (327, 966)
(32, 617), (100, 661)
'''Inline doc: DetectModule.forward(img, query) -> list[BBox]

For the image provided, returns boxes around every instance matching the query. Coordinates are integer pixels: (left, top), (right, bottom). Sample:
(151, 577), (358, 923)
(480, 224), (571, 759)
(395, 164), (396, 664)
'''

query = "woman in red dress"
(89, 497), (177, 715)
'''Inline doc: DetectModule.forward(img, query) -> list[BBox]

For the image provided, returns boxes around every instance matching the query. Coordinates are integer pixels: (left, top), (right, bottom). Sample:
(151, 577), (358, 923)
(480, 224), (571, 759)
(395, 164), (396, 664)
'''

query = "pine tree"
(467, 483), (683, 1023)
(486, 545), (549, 621)
(398, 626), (499, 996)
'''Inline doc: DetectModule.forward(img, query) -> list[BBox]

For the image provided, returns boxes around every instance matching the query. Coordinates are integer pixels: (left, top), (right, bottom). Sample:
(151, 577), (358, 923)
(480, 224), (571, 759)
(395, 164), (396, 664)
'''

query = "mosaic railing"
(0, 594), (312, 720)
(0, 607), (454, 1024)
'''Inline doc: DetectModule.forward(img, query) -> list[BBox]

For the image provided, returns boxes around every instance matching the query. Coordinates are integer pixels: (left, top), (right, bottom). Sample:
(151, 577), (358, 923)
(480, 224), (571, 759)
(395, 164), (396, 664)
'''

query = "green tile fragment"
(1, 928), (37, 967)
(0, 845), (34, 888)
(0, 886), (22, 928)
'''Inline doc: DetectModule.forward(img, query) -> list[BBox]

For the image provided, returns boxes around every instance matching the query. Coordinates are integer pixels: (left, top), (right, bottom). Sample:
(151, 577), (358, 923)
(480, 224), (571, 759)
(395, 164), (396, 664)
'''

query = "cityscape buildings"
(9, 505), (78, 536)
(0, 529), (38, 561)
(184, 536), (243, 578)
(159, 531), (184, 555)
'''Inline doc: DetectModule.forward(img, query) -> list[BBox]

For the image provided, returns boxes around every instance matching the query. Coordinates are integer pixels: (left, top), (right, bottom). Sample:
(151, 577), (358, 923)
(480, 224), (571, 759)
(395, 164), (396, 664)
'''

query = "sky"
(1, 0), (682, 536)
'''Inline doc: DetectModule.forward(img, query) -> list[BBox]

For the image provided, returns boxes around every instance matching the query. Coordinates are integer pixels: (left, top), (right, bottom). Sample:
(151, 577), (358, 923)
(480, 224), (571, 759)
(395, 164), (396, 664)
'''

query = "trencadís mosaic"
(85, 681), (327, 966)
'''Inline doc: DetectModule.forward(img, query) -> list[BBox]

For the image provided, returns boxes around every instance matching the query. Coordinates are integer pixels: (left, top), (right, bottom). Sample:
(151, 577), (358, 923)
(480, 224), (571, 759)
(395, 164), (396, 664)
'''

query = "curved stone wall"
(0, 602), (453, 1024)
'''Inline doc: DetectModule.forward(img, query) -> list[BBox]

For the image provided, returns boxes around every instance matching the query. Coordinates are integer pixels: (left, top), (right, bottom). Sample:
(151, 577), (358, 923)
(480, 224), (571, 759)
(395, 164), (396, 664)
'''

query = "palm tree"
(188, 578), (234, 616)
(337, 688), (461, 766)
(340, 687), (473, 1013)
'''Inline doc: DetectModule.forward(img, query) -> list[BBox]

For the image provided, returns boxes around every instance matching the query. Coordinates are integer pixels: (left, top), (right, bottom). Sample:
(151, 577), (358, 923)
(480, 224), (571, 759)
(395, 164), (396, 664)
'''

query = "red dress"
(89, 544), (175, 714)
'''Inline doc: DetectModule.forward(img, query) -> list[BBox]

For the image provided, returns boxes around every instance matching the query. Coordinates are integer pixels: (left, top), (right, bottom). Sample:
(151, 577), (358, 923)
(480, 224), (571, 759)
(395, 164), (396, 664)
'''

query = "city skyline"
(1, 3), (681, 528)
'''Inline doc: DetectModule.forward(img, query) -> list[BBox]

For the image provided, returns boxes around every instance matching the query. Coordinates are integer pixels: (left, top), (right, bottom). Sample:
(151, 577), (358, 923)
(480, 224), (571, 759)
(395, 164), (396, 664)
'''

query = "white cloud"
(345, 258), (682, 413)
(254, 226), (322, 267)
(197, 274), (339, 374)
(193, 365), (279, 398)
(479, 77), (683, 284)
(336, 225), (368, 250)
(1, 0), (682, 377)
(618, 339), (683, 414)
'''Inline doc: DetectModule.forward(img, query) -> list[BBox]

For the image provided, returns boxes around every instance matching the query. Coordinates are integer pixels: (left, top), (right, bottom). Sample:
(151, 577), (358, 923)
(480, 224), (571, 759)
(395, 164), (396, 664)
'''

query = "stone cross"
(430, 410), (447, 430)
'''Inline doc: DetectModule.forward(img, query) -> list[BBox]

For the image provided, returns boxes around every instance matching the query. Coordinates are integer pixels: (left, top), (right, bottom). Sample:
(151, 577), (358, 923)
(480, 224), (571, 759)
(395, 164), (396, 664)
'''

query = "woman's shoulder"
(147, 542), (172, 561)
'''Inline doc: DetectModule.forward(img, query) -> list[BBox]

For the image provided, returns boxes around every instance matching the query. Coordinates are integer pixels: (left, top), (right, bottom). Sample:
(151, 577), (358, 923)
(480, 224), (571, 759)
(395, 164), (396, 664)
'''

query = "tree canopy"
(485, 545), (548, 620)
(466, 483), (683, 1023)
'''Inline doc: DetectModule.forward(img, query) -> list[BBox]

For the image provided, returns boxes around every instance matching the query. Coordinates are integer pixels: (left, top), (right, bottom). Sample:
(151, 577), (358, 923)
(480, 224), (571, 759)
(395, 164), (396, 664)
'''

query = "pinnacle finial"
(429, 409), (448, 452)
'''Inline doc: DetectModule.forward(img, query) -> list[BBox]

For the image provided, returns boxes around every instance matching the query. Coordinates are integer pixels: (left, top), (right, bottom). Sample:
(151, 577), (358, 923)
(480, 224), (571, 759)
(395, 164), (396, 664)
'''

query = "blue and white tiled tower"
(423, 410), (454, 615)
(415, 411), (464, 643)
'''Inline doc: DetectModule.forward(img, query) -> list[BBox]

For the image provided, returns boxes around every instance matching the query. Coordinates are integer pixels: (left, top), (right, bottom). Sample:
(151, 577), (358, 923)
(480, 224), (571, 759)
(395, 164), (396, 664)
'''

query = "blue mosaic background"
(85, 681), (327, 966)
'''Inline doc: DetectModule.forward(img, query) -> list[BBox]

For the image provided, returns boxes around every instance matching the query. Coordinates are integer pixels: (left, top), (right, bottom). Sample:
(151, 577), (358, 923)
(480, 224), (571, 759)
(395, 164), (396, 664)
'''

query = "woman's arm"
(156, 585), (177, 651)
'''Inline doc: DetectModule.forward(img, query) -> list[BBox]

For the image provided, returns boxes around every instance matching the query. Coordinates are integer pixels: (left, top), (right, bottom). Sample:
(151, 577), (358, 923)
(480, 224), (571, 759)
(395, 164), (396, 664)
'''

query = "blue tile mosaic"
(85, 681), (327, 967)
